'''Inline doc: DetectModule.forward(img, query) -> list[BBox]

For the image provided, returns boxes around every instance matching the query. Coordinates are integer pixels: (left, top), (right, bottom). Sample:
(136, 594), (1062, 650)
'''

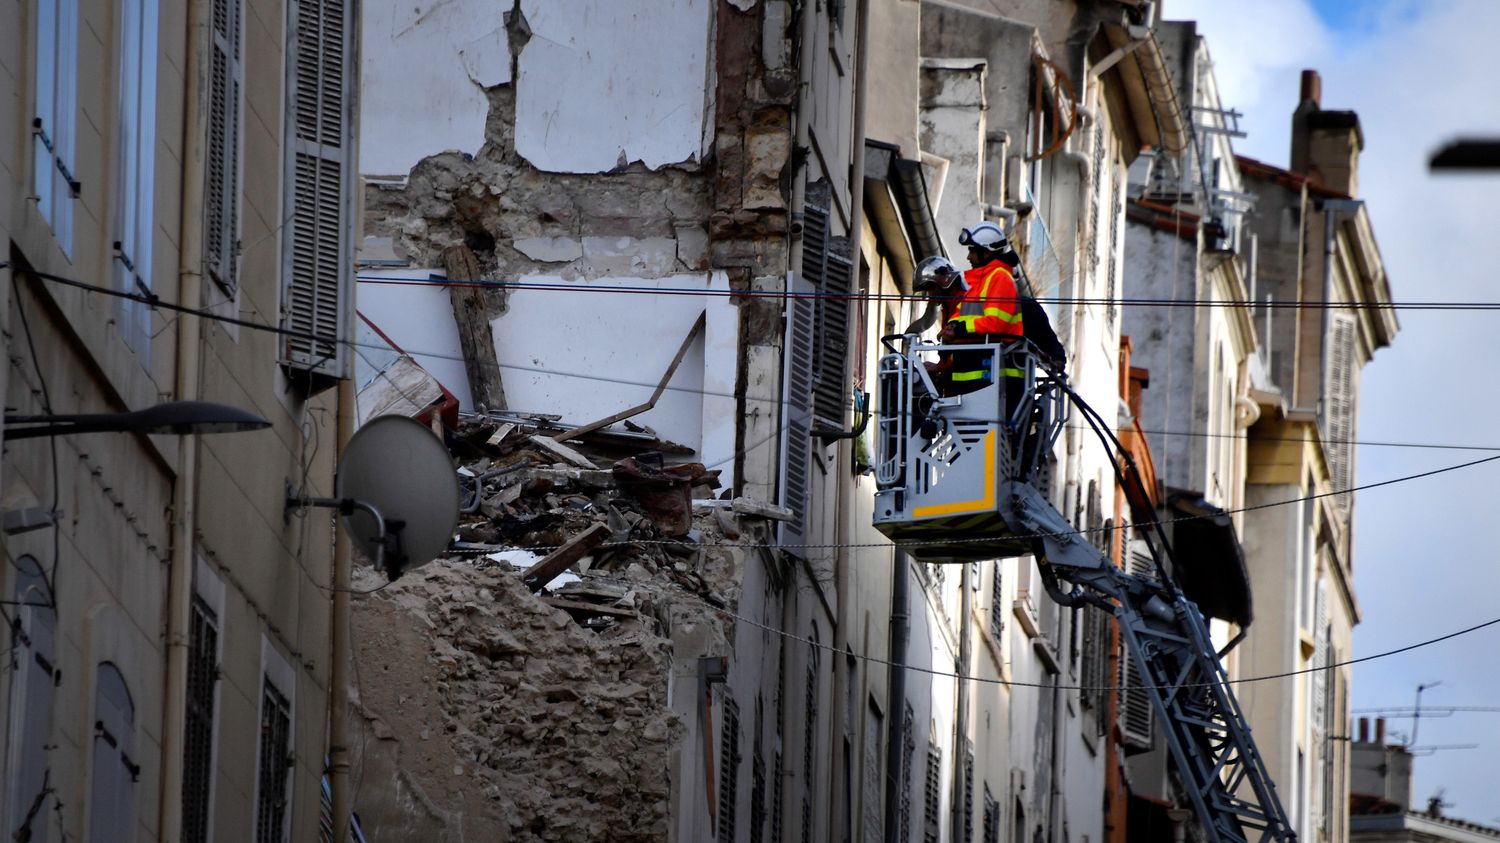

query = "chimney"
(1289, 68), (1364, 195)
(1358, 717), (1369, 742)
(1300, 69), (1322, 107)
(1375, 717), (1386, 744)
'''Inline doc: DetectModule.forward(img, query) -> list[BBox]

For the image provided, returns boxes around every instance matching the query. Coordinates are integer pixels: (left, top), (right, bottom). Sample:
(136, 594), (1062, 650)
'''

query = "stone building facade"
(1, 0), (358, 841)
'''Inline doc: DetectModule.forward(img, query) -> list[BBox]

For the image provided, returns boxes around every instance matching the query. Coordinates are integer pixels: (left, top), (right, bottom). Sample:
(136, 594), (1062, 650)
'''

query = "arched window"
(89, 663), (136, 843)
(4, 555), (56, 842)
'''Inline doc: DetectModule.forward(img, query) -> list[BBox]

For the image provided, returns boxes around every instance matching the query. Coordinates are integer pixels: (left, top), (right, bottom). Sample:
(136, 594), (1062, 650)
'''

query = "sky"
(1169, 0), (1500, 820)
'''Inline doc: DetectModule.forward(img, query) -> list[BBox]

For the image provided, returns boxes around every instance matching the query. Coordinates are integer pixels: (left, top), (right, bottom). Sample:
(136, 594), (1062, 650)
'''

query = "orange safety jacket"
(939, 262), (1023, 384)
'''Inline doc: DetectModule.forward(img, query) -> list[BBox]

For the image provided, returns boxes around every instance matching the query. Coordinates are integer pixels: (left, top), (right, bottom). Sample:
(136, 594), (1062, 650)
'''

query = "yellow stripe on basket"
(911, 430), (996, 518)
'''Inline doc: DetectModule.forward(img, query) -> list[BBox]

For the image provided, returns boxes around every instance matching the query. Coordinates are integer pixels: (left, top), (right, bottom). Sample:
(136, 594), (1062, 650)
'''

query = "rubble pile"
(349, 414), (775, 841)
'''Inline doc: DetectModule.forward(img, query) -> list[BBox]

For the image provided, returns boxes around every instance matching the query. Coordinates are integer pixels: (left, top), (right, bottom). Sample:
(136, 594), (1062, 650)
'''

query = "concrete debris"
(349, 416), (755, 840)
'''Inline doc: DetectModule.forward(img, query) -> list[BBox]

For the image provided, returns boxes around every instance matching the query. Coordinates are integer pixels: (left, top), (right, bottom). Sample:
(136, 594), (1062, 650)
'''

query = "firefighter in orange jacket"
(924, 221), (1025, 395)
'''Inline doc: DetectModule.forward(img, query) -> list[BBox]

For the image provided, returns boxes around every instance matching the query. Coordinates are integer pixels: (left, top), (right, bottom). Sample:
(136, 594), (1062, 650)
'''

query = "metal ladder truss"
(870, 335), (1295, 842)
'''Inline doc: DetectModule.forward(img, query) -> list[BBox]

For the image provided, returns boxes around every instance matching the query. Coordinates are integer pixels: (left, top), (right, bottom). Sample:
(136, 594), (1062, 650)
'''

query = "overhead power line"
(356, 273), (1496, 313)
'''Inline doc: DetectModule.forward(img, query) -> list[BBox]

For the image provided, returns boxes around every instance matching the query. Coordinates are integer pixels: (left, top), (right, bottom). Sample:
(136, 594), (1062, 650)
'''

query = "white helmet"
(959, 220), (1010, 252)
(914, 255), (960, 291)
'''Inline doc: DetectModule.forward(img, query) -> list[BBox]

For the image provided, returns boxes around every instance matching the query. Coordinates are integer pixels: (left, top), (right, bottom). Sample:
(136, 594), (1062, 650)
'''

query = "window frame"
(115, 0), (161, 360)
(32, 0), (80, 258)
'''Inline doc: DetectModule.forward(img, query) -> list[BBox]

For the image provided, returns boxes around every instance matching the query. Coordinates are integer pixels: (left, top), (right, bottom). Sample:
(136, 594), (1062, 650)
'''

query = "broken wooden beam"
(528, 434), (600, 470)
(521, 523), (611, 592)
(442, 244), (508, 413)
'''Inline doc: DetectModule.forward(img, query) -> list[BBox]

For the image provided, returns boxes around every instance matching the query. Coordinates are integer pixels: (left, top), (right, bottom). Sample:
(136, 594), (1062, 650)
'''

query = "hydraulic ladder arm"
(872, 336), (1296, 843)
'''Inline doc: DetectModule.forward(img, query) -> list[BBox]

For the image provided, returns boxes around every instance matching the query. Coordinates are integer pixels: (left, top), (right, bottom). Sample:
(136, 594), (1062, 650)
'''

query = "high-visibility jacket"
(940, 262), (1023, 384)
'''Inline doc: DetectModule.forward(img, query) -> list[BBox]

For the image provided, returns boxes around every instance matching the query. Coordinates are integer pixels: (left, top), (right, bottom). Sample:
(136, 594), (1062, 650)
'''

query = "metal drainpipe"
(951, 563), (973, 839)
(883, 553), (909, 843)
(328, 379), (355, 843)
(159, 0), (208, 837)
(787, 0), (819, 276)
(829, 2), (870, 840)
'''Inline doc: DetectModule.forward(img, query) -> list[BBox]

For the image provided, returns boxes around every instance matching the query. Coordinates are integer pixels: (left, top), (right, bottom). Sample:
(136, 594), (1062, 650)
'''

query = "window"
(718, 695), (740, 843)
(800, 635), (820, 843)
(861, 701), (883, 843)
(780, 273), (816, 554)
(4, 556), (56, 843)
(896, 704), (916, 841)
(781, 187), (852, 555)
(1324, 313), (1357, 507)
(922, 744), (941, 843)
(89, 664), (137, 843)
(751, 696), (766, 843)
(32, 0), (80, 256)
(281, 0), (356, 389)
(181, 597), (220, 842)
(254, 679), (292, 843)
(116, 0), (160, 359)
(957, 739), (974, 842)
(982, 786), (1000, 843)
(206, 0), (243, 292)
(989, 562), (1005, 641)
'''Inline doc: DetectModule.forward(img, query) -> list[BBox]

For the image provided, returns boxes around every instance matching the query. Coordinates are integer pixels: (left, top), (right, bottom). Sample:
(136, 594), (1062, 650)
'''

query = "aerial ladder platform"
(872, 335), (1296, 843)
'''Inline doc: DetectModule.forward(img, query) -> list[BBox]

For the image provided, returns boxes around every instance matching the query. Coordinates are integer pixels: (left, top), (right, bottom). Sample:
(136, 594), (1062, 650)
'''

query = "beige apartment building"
(1, 0), (357, 841)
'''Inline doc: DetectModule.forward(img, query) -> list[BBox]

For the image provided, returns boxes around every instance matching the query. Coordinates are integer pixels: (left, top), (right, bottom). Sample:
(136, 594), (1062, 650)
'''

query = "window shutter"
(117, 0), (159, 359)
(718, 695), (741, 842)
(922, 744), (941, 843)
(800, 200), (851, 427)
(89, 664), (136, 843)
(1118, 540), (1155, 750)
(989, 561), (1005, 640)
(1325, 313), (1357, 503)
(281, 0), (354, 390)
(778, 274), (817, 553)
(207, 0), (242, 291)
(33, 0), (80, 256)
(182, 597), (220, 843)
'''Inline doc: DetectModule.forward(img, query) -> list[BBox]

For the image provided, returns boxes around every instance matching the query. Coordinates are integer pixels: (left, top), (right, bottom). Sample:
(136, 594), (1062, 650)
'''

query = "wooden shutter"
(922, 745), (941, 843)
(89, 664), (137, 843)
(1325, 313), (1356, 505)
(801, 202), (851, 427)
(779, 274), (816, 553)
(207, 0), (242, 291)
(1118, 540), (1155, 749)
(4, 561), (56, 842)
(281, 0), (354, 389)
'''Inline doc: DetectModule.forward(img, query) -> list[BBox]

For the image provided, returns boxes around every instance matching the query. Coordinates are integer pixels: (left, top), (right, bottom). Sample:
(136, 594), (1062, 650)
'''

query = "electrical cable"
(451, 446), (1500, 555)
(11, 280), (63, 615)
(355, 273), (1482, 313)
(18, 264), (1498, 456)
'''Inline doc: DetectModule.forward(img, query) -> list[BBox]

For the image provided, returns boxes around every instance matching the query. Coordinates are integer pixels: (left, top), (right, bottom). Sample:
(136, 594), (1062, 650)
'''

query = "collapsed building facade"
(349, 3), (1394, 843)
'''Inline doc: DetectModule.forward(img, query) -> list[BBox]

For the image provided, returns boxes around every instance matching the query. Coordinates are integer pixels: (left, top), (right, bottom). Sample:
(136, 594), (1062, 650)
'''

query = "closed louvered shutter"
(206, 0), (241, 291)
(800, 201), (851, 426)
(1325, 314), (1356, 506)
(779, 274), (817, 553)
(280, 0), (354, 388)
(1118, 540), (1155, 749)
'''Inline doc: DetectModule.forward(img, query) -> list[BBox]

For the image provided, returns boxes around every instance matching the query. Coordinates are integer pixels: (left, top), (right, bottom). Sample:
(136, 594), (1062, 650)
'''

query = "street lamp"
(3, 400), (272, 440)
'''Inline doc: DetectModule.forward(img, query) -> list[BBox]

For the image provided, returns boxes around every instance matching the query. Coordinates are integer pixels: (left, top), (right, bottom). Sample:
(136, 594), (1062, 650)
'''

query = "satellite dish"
(336, 415), (458, 579)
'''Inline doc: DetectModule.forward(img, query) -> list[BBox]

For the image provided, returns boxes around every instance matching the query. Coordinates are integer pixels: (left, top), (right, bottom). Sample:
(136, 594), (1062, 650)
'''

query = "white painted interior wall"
(514, 0), (713, 172)
(356, 271), (739, 484)
(359, 0), (510, 178)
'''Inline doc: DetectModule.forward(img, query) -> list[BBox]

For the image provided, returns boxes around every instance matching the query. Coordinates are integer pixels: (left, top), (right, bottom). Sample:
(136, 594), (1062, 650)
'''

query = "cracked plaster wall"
(359, 0), (795, 494)
(360, 0), (511, 178)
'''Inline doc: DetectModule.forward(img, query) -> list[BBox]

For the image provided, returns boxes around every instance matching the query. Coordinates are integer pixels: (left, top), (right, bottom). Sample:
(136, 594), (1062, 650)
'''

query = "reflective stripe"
(1001, 367), (1024, 378)
(950, 367), (1024, 381)
(982, 307), (1022, 323)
